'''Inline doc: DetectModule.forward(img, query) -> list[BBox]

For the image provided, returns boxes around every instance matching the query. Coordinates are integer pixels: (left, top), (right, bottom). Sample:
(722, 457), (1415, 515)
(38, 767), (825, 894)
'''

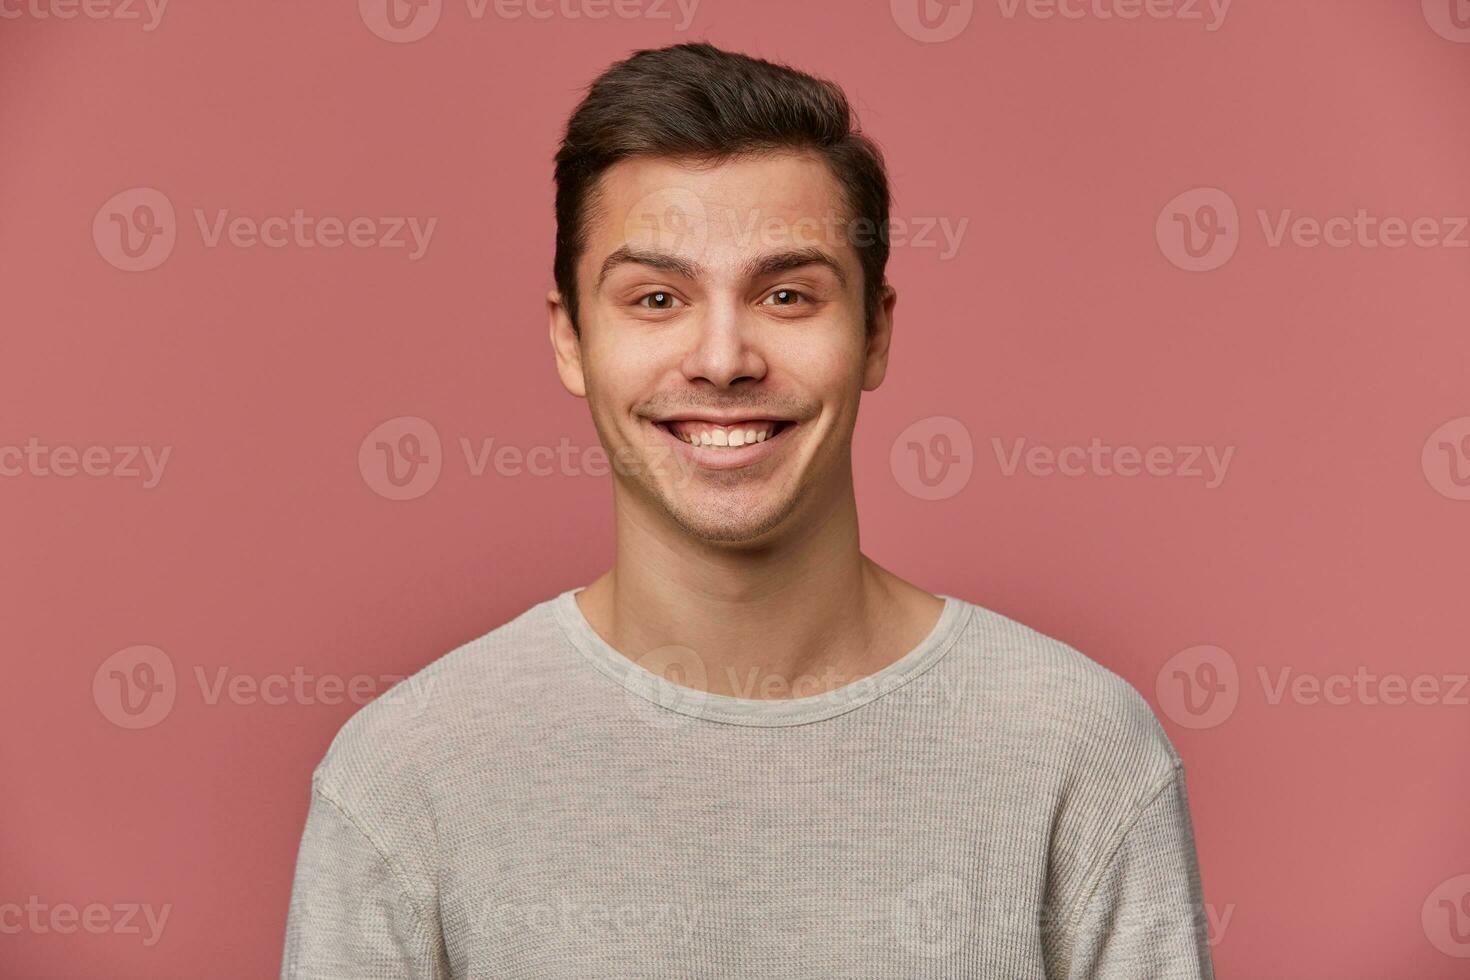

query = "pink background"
(4, 0), (1470, 976)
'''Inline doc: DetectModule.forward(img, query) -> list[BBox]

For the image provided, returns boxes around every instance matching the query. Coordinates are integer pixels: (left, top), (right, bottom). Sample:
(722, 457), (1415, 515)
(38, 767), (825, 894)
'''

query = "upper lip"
(651, 414), (792, 425)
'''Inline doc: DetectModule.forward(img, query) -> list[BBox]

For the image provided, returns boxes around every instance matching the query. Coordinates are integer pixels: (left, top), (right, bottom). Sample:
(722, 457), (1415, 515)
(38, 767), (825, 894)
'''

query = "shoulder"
(944, 596), (1183, 781)
(309, 592), (567, 803)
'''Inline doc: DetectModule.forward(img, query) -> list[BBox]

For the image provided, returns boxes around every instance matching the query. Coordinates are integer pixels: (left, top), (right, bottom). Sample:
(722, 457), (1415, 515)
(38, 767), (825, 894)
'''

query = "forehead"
(583, 150), (856, 275)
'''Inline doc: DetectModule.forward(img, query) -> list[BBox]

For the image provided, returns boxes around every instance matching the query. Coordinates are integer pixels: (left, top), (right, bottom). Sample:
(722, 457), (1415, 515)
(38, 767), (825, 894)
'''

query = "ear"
(861, 283), (898, 391)
(548, 289), (587, 398)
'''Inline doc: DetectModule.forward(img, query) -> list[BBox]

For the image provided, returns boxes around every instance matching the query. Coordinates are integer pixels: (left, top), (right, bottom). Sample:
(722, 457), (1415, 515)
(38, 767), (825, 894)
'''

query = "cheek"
(780, 330), (867, 391)
(582, 334), (668, 408)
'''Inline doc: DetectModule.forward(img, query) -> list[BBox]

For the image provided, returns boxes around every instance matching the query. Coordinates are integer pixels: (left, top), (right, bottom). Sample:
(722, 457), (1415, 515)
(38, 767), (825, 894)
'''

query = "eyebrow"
(747, 247), (848, 288)
(596, 245), (849, 291)
(597, 246), (700, 290)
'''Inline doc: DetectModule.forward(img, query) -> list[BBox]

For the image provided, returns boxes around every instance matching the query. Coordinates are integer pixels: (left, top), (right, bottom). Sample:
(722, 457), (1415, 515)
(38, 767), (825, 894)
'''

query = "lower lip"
(651, 420), (797, 471)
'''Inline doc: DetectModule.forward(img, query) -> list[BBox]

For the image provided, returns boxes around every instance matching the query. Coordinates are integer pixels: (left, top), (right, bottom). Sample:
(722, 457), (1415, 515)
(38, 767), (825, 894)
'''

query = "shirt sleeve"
(1061, 764), (1216, 980)
(279, 781), (448, 980)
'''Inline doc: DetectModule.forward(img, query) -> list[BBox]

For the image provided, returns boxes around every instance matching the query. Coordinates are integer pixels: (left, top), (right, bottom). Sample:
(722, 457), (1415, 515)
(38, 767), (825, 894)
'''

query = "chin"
(662, 494), (794, 546)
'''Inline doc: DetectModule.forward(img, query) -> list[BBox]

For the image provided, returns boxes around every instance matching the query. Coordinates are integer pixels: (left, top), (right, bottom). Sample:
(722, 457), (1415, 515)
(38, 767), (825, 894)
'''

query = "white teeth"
(666, 421), (782, 447)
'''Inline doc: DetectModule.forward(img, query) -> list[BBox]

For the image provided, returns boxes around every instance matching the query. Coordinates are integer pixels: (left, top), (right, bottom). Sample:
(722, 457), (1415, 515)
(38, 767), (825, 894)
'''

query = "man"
(280, 41), (1215, 979)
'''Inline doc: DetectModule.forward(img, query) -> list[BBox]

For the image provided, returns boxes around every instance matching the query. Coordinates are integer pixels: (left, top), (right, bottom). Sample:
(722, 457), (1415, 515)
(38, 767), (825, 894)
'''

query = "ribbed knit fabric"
(279, 588), (1215, 979)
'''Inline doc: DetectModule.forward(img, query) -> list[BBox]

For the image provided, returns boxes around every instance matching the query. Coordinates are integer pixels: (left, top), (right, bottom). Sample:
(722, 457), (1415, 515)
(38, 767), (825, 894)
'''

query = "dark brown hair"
(552, 42), (892, 336)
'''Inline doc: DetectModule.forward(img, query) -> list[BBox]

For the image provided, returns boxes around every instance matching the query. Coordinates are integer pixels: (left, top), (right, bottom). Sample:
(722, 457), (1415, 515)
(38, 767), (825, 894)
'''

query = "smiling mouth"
(655, 419), (795, 448)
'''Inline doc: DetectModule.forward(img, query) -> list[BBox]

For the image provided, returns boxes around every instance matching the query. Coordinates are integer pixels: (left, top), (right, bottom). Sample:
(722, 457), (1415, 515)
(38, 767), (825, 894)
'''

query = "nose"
(678, 298), (768, 388)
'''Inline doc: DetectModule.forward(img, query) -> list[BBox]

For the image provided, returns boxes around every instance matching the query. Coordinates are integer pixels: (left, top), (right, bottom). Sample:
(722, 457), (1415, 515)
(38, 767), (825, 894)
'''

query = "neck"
(576, 475), (935, 700)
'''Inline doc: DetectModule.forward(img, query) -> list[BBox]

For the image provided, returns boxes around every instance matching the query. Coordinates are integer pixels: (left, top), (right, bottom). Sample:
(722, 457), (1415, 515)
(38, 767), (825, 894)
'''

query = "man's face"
(549, 150), (895, 547)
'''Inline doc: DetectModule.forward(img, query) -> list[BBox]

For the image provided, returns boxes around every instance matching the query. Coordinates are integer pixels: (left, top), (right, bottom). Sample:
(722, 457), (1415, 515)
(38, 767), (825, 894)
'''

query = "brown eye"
(762, 289), (808, 307)
(638, 291), (682, 310)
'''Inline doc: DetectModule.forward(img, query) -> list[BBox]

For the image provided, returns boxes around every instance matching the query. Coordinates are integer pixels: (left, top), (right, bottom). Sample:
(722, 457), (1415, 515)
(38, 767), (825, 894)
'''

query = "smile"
(649, 417), (798, 470)
(661, 419), (792, 446)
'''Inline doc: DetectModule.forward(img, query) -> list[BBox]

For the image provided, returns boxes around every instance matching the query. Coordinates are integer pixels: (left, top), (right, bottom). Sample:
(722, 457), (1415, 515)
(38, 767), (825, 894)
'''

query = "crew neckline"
(551, 587), (972, 727)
